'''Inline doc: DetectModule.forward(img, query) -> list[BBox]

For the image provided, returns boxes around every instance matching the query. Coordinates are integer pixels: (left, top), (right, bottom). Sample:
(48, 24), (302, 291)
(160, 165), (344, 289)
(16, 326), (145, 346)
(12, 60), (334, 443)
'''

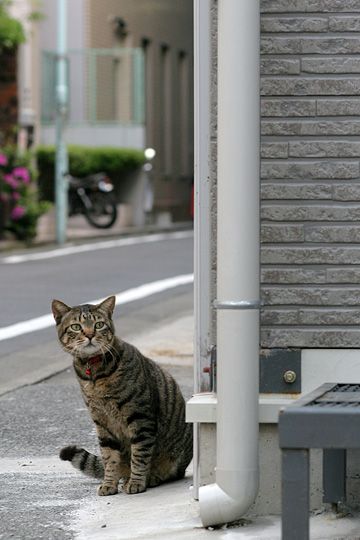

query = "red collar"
(85, 355), (102, 376)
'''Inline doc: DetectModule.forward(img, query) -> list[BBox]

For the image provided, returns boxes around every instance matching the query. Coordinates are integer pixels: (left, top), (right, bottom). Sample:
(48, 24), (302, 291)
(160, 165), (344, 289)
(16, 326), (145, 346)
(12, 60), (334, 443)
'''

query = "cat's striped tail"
(60, 445), (104, 479)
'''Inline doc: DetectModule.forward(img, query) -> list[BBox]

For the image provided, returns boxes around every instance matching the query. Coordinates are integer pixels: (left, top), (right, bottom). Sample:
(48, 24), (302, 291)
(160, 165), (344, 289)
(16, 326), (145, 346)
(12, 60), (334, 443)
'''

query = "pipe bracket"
(214, 299), (262, 310)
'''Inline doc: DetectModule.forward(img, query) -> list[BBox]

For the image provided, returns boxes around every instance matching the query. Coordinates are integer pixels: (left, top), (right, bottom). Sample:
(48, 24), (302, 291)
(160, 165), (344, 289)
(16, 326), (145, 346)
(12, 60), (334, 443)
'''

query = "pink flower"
(3, 174), (19, 190)
(0, 154), (8, 166)
(13, 167), (30, 184)
(10, 205), (26, 220)
(12, 192), (20, 201)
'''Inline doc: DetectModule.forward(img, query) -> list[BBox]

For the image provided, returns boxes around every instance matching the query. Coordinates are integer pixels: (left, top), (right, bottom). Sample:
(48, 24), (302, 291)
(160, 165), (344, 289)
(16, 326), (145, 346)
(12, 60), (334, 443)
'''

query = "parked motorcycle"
(67, 172), (117, 229)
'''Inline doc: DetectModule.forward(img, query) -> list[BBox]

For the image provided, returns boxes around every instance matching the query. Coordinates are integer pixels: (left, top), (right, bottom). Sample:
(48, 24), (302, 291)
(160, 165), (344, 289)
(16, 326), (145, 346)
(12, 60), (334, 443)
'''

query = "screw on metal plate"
(283, 370), (297, 384)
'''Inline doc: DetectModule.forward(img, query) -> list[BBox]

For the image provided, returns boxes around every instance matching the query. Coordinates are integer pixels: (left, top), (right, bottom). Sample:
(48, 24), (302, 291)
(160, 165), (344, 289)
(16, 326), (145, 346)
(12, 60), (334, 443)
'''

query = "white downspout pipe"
(199, 0), (260, 527)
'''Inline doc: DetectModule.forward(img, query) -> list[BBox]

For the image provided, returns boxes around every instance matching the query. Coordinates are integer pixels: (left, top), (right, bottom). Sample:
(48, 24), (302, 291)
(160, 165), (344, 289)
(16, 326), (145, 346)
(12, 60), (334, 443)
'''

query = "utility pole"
(55, 0), (68, 244)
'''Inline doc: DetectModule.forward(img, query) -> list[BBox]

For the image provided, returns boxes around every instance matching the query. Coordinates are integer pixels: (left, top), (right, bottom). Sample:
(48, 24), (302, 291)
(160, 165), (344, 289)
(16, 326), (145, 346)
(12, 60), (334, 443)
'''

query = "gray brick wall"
(260, 0), (360, 348)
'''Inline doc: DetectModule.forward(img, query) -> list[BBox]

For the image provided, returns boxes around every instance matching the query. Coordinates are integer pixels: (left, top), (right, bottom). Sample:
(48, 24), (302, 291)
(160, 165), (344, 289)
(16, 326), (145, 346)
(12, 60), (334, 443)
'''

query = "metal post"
(193, 0), (212, 499)
(282, 449), (310, 540)
(323, 448), (347, 504)
(55, 0), (68, 245)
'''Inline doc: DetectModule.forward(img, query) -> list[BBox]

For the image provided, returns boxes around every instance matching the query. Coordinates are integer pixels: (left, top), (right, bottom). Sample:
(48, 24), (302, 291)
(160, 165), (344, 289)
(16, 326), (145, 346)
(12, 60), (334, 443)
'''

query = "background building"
(5, 0), (39, 150)
(39, 0), (194, 221)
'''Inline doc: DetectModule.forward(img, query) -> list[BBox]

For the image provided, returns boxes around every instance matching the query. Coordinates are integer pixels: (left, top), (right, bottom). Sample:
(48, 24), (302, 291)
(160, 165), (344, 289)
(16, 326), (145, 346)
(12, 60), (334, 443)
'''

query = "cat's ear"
(51, 299), (71, 325)
(98, 296), (116, 318)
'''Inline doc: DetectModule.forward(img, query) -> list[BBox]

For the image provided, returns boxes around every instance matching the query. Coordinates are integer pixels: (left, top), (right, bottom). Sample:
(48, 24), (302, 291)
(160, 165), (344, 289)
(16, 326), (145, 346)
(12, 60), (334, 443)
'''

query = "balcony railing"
(41, 48), (145, 126)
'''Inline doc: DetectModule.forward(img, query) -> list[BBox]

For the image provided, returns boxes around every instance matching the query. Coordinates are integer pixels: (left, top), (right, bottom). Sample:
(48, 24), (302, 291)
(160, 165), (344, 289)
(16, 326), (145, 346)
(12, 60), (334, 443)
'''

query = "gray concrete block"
(261, 223), (304, 242)
(261, 99), (316, 117)
(302, 58), (360, 74)
(302, 37), (360, 54)
(333, 184), (360, 201)
(261, 328), (360, 348)
(261, 160), (359, 179)
(261, 58), (300, 75)
(289, 140), (360, 157)
(261, 142), (289, 159)
(261, 0), (360, 13)
(261, 77), (360, 96)
(329, 15), (360, 31)
(261, 37), (301, 54)
(261, 16), (328, 33)
(317, 98), (360, 116)
(261, 308), (300, 325)
(262, 119), (360, 136)
(261, 183), (332, 200)
(262, 245), (360, 264)
(327, 267), (360, 283)
(261, 267), (327, 284)
(261, 307), (360, 326)
(199, 424), (216, 488)
(262, 37), (360, 55)
(262, 285), (360, 306)
(305, 224), (360, 243)
(298, 308), (360, 325)
(251, 425), (323, 516)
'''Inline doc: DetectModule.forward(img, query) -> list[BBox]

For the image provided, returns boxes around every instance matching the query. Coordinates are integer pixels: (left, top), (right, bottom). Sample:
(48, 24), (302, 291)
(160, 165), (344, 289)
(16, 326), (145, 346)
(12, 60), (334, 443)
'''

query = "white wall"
(41, 124), (145, 149)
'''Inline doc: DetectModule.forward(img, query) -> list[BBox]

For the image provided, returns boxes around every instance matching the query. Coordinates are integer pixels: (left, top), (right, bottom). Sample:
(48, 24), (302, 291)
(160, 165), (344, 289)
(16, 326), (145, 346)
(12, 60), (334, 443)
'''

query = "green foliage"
(0, 1), (25, 50)
(28, 0), (45, 22)
(36, 145), (145, 201)
(0, 146), (51, 243)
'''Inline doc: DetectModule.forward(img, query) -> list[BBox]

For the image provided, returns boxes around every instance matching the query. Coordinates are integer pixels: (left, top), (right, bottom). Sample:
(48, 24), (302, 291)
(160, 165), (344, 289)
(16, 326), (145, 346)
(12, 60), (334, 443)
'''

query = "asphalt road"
(0, 231), (193, 356)
(0, 231), (193, 395)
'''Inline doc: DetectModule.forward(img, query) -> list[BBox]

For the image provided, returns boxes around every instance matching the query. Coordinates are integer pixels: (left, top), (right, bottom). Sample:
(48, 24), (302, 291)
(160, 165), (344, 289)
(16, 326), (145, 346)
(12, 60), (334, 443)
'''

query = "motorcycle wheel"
(84, 193), (118, 229)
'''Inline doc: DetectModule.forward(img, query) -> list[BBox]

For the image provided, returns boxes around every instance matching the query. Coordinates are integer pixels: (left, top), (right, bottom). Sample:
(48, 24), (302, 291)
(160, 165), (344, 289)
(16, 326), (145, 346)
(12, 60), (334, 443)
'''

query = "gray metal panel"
(260, 348), (301, 394)
(281, 383), (335, 409)
(279, 384), (360, 447)
(279, 409), (360, 448)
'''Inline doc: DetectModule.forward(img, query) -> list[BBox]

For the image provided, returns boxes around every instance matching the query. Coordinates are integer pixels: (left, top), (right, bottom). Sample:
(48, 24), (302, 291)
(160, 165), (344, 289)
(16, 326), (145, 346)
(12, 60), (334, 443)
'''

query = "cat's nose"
(83, 328), (95, 339)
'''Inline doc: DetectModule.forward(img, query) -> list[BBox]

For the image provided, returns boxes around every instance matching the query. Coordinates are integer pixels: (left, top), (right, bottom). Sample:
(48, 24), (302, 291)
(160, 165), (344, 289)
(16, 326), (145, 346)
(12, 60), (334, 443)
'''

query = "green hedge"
(36, 145), (145, 201)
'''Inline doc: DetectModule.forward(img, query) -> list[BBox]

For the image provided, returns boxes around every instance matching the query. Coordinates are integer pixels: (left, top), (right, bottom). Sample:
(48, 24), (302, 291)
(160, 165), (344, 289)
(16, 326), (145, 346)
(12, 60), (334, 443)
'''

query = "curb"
(0, 221), (193, 253)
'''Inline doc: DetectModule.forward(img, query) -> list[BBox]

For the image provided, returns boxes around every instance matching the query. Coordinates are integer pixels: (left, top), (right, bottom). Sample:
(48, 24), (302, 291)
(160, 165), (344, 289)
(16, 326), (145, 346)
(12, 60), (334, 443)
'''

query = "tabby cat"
(51, 296), (193, 496)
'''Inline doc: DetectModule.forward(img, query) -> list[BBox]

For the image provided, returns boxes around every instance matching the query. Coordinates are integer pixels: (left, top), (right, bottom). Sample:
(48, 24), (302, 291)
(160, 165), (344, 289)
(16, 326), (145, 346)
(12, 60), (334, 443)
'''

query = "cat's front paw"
(123, 478), (146, 494)
(97, 483), (118, 496)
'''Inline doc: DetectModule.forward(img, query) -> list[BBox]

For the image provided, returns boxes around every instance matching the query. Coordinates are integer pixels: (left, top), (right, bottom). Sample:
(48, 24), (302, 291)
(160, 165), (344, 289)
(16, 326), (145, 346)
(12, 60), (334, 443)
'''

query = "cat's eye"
(95, 322), (105, 329)
(70, 324), (81, 331)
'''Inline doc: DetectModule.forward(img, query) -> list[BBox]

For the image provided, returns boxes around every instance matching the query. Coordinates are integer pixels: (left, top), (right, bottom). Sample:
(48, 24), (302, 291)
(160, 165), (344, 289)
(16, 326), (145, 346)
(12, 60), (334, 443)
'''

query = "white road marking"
(1, 230), (193, 264)
(0, 274), (193, 342)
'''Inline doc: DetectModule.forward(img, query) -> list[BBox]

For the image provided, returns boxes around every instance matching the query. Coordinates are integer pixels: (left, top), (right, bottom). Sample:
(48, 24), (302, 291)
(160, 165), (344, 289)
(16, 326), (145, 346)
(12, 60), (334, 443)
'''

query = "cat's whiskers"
(100, 342), (116, 363)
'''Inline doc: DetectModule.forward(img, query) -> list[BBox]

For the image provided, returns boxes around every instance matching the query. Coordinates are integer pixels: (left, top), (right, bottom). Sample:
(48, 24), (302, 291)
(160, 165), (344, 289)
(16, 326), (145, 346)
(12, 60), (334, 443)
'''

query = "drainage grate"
(305, 383), (360, 408)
